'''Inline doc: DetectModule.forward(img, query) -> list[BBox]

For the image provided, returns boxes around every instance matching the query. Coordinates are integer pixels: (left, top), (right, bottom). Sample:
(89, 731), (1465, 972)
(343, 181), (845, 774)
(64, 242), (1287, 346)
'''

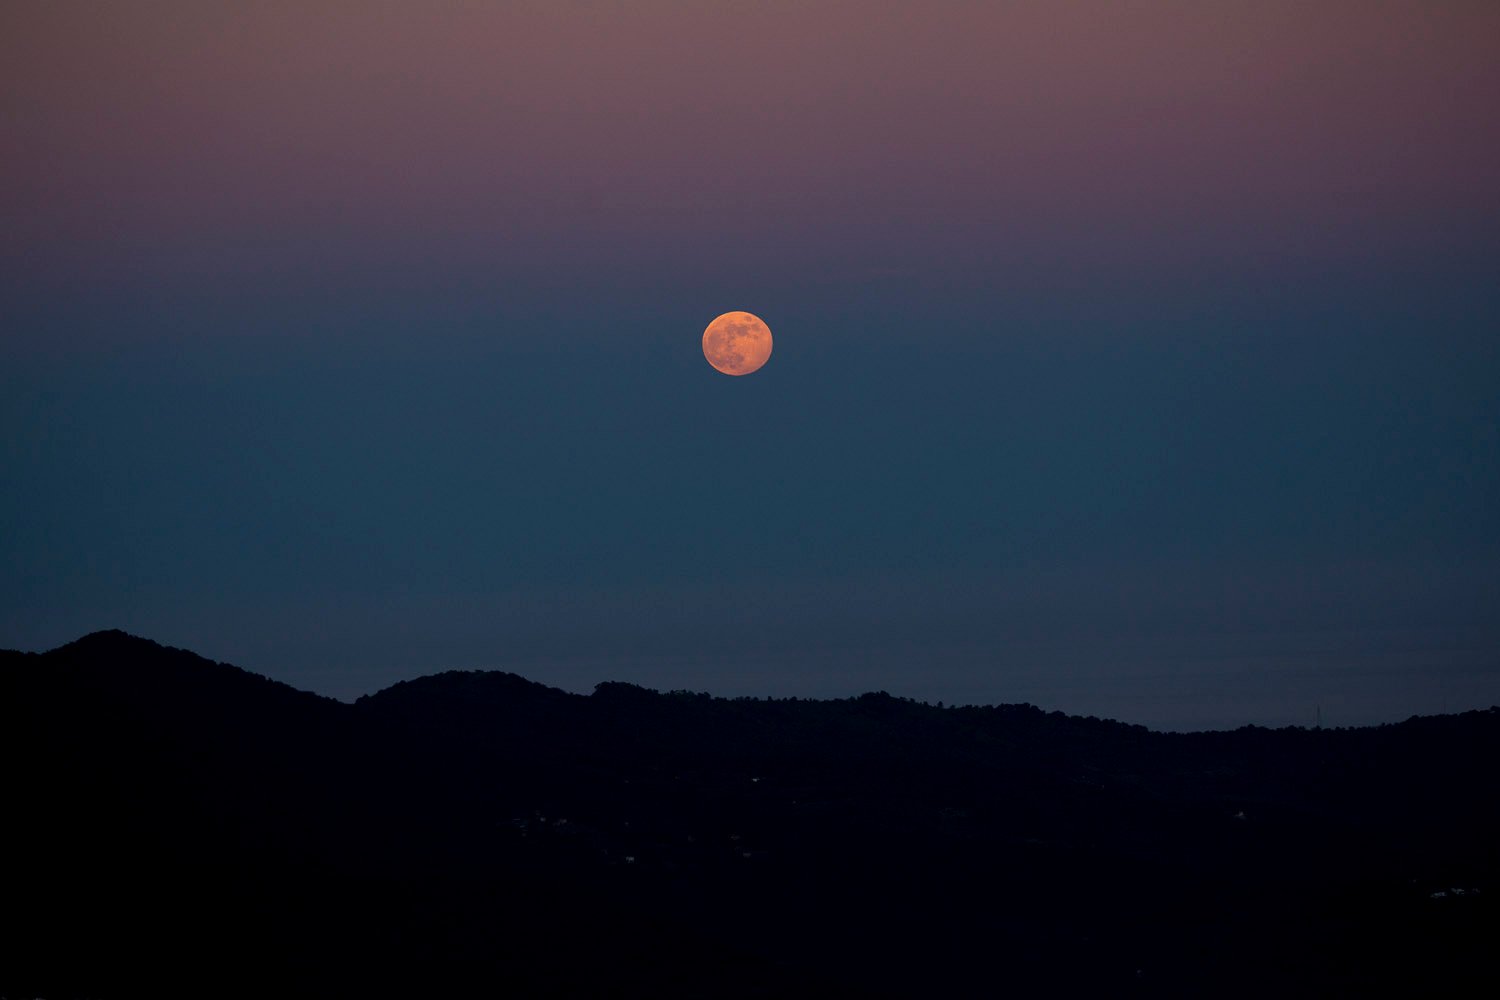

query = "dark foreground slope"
(4, 632), (1496, 998)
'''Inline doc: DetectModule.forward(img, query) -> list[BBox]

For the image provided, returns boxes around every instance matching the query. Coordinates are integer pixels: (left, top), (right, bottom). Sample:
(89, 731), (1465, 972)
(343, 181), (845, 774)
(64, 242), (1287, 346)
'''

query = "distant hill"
(4, 631), (1496, 997)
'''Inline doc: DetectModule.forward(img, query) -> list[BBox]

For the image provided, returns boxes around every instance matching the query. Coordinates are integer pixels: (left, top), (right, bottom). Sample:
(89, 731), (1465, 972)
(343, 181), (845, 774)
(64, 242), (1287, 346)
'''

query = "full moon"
(702, 311), (773, 376)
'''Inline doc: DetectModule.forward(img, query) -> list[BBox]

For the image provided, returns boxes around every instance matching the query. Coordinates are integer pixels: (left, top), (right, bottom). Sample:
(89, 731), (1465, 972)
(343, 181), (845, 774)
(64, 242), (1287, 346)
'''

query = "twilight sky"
(4, 1), (1498, 729)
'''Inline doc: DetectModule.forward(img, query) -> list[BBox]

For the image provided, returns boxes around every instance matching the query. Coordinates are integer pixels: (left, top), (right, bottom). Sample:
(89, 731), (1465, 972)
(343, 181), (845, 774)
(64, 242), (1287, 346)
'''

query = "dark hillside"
(5, 632), (1496, 997)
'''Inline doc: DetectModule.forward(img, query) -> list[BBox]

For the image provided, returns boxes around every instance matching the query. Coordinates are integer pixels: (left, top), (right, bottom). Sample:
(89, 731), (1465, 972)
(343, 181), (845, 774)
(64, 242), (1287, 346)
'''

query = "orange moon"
(702, 311), (773, 376)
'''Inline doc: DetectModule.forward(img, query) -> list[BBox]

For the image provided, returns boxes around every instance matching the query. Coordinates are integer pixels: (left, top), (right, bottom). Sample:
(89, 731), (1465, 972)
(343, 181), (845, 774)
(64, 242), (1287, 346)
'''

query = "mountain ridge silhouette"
(4, 630), (1496, 997)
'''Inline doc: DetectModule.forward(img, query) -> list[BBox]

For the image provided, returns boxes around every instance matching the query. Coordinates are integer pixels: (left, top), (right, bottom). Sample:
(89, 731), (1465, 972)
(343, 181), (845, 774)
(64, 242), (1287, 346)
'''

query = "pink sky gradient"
(5, 1), (1497, 318)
